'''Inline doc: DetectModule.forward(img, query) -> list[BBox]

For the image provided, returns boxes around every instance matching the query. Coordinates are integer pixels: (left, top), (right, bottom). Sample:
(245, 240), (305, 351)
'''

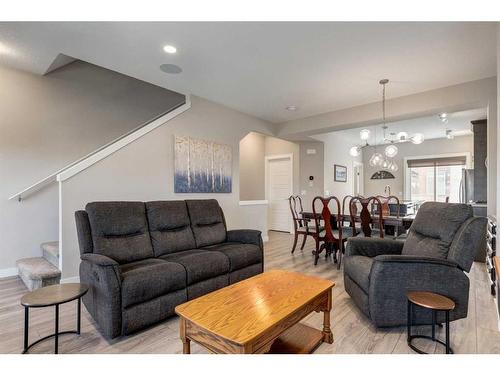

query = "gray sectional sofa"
(75, 199), (263, 339)
(344, 202), (486, 327)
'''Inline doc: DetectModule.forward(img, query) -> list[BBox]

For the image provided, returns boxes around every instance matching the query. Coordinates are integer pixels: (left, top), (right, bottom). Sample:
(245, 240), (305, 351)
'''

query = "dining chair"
(375, 195), (402, 237)
(288, 195), (321, 253)
(342, 194), (363, 236)
(349, 196), (384, 238)
(375, 195), (400, 217)
(312, 196), (346, 268)
(342, 195), (355, 227)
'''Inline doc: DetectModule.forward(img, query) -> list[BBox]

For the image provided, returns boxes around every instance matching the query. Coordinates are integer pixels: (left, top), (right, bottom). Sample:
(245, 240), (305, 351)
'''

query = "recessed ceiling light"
(160, 64), (182, 74)
(286, 105), (297, 111)
(163, 45), (177, 54)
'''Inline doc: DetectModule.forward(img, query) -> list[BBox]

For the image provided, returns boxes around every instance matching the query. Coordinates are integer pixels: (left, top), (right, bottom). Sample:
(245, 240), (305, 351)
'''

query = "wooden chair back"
(312, 196), (342, 243)
(376, 195), (401, 218)
(342, 195), (354, 226)
(349, 196), (384, 238)
(288, 195), (305, 231)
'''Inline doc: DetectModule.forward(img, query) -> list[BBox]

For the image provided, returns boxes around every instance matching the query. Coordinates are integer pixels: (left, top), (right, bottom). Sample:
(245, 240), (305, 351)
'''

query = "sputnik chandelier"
(349, 79), (424, 172)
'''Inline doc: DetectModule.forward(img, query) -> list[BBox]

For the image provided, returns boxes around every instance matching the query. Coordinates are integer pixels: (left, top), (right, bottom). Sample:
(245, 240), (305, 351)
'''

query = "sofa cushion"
(402, 202), (473, 259)
(202, 242), (262, 271)
(160, 249), (230, 285)
(343, 255), (374, 292)
(86, 202), (153, 264)
(120, 258), (186, 308)
(186, 200), (226, 247)
(146, 201), (196, 256)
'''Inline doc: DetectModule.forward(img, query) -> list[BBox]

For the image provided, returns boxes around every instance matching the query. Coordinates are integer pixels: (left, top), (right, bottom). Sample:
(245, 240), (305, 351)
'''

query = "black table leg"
(407, 300), (412, 343)
(23, 307), (29, 353)
(432, 310), (436, 340)
(445, 311), (450, 354)
(54, 304), (59, 354)
(77, 298), (81, 335)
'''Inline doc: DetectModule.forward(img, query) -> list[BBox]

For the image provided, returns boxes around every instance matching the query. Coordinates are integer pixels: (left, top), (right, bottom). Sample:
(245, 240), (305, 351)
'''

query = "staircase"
(16, 242), (61, 291)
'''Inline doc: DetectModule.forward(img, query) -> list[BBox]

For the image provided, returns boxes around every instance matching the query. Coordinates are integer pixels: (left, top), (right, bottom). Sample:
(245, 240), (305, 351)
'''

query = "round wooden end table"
(21, 283), (88, 354)
(406, 291), (455, 354)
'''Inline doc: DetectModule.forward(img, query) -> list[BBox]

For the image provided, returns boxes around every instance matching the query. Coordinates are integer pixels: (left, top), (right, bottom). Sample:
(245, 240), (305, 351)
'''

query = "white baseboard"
(0, 267), (18, 278)
(61, 276), (80, 284)
(239, 200), (269, 206)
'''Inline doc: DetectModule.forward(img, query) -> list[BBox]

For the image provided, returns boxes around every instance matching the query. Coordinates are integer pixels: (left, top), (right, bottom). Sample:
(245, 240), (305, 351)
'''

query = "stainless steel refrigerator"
(459, 169), (474, 204)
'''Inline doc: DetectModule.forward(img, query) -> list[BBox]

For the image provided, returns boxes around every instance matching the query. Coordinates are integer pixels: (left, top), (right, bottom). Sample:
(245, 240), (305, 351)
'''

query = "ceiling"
(0, 22), (496, 123)
(316, 108), (486, 144)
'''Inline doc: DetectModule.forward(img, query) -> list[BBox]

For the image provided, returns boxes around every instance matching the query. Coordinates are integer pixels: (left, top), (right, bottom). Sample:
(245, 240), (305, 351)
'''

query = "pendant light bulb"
(385, 144), (398, 158)
(371, 152), (383, 166)
(360, 129), (371, 141)
(411, 133), (425, 145)
(349, 146), (361, 157)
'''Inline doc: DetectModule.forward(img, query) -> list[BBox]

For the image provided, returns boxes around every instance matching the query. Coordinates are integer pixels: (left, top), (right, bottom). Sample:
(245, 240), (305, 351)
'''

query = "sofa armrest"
(79, 253), (122, 339)
(346, 237), (404, 257)
(368, 255), (468, 327)
(226, 229), (263, 250)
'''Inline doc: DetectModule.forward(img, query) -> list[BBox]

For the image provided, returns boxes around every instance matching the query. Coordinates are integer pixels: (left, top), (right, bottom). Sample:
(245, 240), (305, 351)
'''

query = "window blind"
(407, 156), (466, 168)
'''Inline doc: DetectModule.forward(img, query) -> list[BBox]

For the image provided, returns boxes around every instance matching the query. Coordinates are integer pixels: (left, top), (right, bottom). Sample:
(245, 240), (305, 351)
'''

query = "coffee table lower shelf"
(268, 323), (325, 354)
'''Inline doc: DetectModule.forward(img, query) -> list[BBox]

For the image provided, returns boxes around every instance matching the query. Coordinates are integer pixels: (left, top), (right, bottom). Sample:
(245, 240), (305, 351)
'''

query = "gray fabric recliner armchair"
(343, 202), (486, 327)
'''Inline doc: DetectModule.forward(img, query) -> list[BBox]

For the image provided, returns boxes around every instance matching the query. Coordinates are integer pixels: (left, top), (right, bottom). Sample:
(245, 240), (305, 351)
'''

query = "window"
(407, 156), (466, 203)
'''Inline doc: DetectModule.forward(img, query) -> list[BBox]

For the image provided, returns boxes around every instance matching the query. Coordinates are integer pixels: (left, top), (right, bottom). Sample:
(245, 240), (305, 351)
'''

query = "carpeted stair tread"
(16, 257), (61, 291)
(41, 241), (59, 267)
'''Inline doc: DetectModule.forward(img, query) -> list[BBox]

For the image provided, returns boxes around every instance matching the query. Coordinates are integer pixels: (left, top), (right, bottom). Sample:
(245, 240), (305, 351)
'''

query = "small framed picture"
(334, 164), (347, 182)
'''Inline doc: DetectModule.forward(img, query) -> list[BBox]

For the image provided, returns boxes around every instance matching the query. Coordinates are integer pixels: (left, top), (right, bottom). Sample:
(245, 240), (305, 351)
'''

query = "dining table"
(300, 211), (415, 234)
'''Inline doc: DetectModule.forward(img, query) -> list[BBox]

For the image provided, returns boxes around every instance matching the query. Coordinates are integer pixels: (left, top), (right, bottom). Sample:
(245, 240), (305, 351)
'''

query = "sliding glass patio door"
(407, 156), (466, 203)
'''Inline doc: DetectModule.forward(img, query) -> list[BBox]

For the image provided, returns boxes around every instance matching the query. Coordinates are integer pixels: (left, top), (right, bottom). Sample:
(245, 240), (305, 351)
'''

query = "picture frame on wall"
(174, 135), (232, 193)
(334, 164), (347, 182)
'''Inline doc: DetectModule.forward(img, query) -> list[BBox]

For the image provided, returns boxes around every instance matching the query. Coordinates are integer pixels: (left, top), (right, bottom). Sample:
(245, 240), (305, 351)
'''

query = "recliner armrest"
(346, 237), (404, 257)
(81, 253), (120, 268)
(226, 229), (263, 249)
(374, 254), (459, 268)
(79, 253), (122, 338)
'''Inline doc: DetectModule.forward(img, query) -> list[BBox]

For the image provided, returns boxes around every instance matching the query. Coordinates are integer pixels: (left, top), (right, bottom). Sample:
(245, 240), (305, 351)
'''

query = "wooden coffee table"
(175, 269), (334, 354)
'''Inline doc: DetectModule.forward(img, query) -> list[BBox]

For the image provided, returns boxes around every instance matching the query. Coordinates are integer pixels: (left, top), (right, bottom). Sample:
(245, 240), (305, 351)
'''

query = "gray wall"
(321, 132), (363, 199)
(0, 61), (185, 273)
(363, 136), (473, 199)
(239, 132), (266, 200)
(298, 141), (324, 210)
(239, 132), (303, 201)
(60, 95), (275, 279)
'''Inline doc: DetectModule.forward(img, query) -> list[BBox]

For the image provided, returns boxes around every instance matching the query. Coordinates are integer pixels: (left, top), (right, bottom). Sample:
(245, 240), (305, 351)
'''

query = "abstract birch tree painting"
(174, 136), (232, 193)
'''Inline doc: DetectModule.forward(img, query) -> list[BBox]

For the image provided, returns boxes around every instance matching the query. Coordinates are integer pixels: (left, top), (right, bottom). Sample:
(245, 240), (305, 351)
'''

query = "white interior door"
(268, 157), (292, 232)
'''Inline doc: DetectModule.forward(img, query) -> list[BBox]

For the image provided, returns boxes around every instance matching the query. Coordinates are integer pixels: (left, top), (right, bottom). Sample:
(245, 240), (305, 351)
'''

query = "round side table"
(21, 283), (88, 354)
(406, 291), (455, 354)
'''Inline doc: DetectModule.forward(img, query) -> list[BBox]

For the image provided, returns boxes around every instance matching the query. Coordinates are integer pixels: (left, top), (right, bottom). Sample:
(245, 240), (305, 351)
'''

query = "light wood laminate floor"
(1, 231), (499, 354)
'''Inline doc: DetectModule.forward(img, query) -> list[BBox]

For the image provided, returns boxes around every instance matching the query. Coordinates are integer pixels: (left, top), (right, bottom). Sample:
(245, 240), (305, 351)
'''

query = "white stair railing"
(9, 95), (191, 201)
